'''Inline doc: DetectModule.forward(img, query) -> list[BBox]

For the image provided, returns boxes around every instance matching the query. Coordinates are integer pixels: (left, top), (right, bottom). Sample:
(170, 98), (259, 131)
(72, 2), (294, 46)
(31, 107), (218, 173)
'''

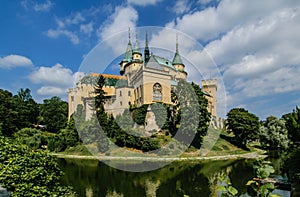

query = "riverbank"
(51, 151), (267, 162)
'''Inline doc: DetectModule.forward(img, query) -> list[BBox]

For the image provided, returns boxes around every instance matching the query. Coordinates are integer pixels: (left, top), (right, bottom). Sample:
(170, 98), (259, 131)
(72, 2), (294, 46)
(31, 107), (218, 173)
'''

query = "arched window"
(153, 83), (162, 101)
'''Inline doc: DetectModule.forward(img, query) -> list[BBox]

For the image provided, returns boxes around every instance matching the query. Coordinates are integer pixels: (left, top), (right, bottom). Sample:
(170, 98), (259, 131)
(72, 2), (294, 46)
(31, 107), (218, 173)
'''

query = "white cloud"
(80, 22), (93, 36)
(46, 29), (79, 44)
(171, 0), (299, 42)
(33, 0), (53, 12)
(29, 64), (84, 97)
(173, 0), (192, 14)
(97, 6), (138, 55)
(198, 0), (213, 5)
(0, 55), (33, 69)
(21, 0), (53, 12)
(45, 12), (86, 44)
(37, 86), (66, 96)
(127, 0), (163, 7)
(153, 0), (300, 117)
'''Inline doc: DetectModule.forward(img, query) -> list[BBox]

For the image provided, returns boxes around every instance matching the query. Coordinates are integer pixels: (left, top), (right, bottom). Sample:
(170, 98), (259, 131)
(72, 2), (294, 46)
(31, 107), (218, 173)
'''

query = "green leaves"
(39, 96), (68, 133)
(226, 108), (260, 148)
(217, 176), (239, 197)
(0, 136), (75, 196)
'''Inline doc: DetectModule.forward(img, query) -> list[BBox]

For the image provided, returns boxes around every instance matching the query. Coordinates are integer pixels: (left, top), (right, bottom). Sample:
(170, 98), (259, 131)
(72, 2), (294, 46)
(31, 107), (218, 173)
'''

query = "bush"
(0, 136), (75, 196)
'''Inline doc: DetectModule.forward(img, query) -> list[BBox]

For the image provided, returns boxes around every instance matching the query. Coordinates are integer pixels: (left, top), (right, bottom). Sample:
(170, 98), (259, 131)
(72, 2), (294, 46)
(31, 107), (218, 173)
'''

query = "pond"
(58, 157), (291, 197)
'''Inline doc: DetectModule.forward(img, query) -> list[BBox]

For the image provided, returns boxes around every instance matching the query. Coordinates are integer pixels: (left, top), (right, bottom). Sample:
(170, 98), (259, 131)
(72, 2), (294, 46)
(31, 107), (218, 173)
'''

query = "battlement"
(202, 79), (217, 87)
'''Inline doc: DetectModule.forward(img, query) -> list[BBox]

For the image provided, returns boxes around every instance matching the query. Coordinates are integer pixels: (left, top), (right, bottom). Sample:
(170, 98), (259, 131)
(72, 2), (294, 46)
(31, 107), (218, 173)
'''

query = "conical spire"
(123, 28), (133, 61)
(172, 34), (184, 65)
(133, 32), (141, 54)
(144, 31), (150, 63)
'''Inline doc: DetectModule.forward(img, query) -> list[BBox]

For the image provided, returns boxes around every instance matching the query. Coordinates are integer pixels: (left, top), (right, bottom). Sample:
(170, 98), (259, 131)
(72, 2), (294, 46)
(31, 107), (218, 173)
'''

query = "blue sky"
(0, 0), (300, 119)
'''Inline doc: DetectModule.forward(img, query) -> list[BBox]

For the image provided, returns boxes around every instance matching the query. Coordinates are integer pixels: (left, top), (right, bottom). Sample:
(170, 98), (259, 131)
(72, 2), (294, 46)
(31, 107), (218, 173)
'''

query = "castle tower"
(172, 35), (185, 72)
(120, 28), (133, 75)
(144, 32), (150, 63)
(202, 79), (217, 117)
(132, 33), (142, 61)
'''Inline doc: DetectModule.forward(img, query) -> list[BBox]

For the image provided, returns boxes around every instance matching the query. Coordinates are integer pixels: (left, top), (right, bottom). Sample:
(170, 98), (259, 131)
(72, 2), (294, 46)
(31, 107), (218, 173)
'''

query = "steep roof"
(172, 36), (184, 66)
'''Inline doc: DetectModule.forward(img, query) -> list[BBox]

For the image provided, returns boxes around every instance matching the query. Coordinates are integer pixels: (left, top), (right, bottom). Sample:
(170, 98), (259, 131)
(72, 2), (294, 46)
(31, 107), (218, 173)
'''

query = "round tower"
(172, 35), (187, 79)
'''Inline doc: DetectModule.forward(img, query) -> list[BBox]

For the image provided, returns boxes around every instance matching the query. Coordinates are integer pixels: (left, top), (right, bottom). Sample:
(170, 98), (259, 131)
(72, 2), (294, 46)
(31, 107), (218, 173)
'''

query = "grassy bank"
(55, 128), (266, 160)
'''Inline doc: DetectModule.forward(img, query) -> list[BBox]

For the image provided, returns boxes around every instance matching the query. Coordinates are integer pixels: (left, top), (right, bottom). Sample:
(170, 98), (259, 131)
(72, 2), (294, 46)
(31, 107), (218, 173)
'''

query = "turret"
(144, 32), (150, 63)
(172, 35), (185, 72)
(132, 33), (142, 61)
(120, 28), (133, 75)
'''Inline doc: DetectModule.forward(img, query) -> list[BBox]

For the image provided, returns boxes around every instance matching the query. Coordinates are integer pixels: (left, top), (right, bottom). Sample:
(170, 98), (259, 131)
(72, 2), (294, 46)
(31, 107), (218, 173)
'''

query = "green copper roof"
(123, 41), (133, 61)
(152, 55), (175, 70)
(132, 35), (141, 54)
(172, 51), (184, 65)
(172, 37), (184, 65)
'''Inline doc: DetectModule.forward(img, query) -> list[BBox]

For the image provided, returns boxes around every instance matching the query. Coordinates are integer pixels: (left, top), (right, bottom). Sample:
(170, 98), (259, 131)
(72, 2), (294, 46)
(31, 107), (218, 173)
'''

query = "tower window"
(128, 91), (131, 96)
(153, 83), (162, 101)
(120, 90), (122, 97)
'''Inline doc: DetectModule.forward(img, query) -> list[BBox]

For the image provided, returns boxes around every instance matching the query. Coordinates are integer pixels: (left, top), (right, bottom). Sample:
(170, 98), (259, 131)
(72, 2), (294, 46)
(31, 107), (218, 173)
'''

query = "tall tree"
(259, 116), (289, 150)
(16, 88), (32, 102)
(282, 106), (300, 145)
(191, 82), (211, 148)
(39, 96), (68, 133)
(0, 89), (18, 135)
(226, 108), (260, 148)
(171, 80), (210, 148)
(14, 88), (39, 129)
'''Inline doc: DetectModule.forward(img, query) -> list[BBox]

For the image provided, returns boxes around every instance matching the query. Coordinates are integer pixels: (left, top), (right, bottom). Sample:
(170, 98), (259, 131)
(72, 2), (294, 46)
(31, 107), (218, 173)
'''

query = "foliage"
(217, 174), (238, 197)
(0, 136), (75, 196)
(151, 103), (170, 129)
(0, 88), (38, 136)
(246, 159), (277, 197)
(94, 75), (106, 114)
(39, 96), (68, 133)
(259, 116), (289, 150)
(226, 108), (260, 148)
(191, 82), (211, 148)
(170, 80), (210, 148)
(132, 104), (148, 125)
(282, 106), (300, 144)
(77, 116), (109, 153)
(13, 128), (47, 150)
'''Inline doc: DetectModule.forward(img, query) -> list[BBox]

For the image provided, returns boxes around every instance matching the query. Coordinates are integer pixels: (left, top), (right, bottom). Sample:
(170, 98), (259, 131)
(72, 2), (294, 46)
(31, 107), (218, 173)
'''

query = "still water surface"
(58, 158), (268, 197)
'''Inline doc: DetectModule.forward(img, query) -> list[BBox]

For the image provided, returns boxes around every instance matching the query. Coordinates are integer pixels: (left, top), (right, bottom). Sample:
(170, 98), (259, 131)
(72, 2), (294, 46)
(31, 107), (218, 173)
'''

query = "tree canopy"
(259, 116), (289, 150)
(226, 108), (260, 148)
(39, 96), (68, 133)
(0, 136), (75, 196)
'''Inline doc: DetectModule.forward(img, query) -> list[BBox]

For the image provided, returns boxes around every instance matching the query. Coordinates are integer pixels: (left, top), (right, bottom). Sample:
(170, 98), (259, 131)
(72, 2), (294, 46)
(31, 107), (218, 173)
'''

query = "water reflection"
(58, 158), (257, 197)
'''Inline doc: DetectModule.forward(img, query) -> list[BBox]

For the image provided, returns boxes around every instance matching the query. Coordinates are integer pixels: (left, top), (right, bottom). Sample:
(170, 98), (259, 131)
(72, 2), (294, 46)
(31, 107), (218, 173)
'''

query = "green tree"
(16, 88), (32, 101)
(191, 82), (211, 148)
(0, 89), (18, 135)
(282, 106), (300, 145)
(0, 136), (75, 196)
(39, 96), (68, 133)
(259, 116), (289, 150)
(226, 108), (260, 149)
(14, 88), (39, 129)
(171, 80), (210, 148)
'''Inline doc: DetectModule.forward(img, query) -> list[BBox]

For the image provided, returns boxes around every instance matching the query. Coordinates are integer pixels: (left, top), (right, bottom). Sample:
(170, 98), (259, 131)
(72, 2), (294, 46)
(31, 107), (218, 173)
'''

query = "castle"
(68, 31), (217, 120)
